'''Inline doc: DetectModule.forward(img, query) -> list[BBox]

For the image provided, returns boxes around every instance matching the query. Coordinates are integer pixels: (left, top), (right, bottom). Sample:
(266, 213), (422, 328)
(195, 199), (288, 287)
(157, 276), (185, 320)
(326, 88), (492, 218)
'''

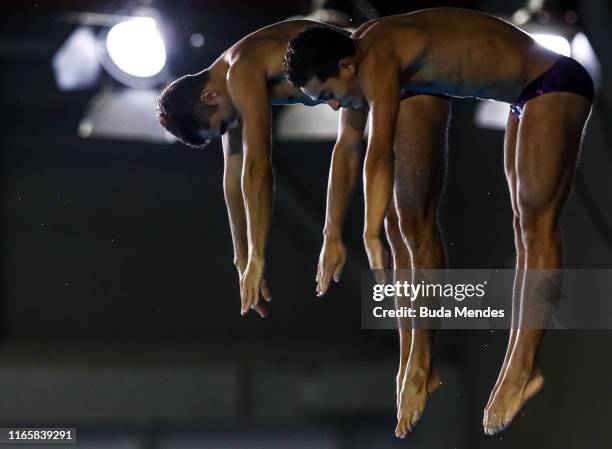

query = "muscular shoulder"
(359, 21), (429, 71)
(228, 36), (281, 69)
(225, 42), (274, 115)
(360, 19), (427, 46)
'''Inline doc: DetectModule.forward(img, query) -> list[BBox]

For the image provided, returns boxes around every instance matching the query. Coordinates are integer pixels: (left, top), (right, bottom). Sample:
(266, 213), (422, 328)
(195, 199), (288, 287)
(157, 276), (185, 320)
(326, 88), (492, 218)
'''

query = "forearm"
(323, 145), (360, 239)
(223, 180), (249, 270)
(222, 127), (249, 271)
(242, 161), (273, 261)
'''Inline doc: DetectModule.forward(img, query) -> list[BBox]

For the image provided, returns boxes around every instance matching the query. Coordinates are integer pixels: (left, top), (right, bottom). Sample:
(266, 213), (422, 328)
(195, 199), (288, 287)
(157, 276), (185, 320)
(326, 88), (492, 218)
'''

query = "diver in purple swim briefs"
(283, 7), (593, 438)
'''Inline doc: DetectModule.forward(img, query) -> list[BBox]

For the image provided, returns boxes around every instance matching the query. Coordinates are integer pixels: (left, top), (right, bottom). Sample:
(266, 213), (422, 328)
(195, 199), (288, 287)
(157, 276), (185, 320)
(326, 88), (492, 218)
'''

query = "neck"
(351, 39), (364, 66)
(207, 61), (230, 94)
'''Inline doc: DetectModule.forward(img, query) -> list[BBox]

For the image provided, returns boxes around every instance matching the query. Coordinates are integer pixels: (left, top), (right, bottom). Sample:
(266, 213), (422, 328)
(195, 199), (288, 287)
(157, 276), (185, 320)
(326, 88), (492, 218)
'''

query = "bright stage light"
(532, 33), (571, 56)
(106, 17), (166, 78)
(52, 26), (101, 91)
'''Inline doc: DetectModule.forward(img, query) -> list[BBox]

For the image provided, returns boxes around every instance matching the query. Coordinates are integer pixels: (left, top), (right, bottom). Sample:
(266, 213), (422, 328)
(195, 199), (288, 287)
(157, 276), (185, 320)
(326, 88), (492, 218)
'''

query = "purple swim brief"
(510, 55), (594, 120)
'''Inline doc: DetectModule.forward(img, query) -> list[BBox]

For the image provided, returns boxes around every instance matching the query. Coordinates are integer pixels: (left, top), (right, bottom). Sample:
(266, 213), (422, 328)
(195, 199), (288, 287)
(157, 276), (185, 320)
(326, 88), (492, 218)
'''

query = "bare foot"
(485, 331), (517, 410)
(483, 367), (544, 435)
(395, 366), (441, 438)
(396, 366), (440, 406)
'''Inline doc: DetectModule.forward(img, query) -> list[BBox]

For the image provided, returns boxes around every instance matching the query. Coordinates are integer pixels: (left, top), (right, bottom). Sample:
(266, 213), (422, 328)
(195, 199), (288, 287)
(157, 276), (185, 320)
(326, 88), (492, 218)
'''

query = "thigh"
(393, 95), (450, 216)
(516, 92), (592, 220)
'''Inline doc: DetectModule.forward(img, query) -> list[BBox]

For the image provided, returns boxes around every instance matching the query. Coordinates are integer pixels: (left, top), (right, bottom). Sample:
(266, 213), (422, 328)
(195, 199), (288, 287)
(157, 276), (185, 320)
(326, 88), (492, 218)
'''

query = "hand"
(237, 265), (271, 318)
(236, 259), (270, 317)
(239, 257), (271, 316)
(316, 237), (347, 297)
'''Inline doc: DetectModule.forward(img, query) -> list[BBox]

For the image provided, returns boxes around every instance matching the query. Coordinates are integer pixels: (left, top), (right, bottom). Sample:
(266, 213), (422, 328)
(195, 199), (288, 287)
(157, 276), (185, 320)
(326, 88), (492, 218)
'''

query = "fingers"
(317, 267), (330, 297)
(240, 275), (268, 316)
(241, 292), (268, 318)
(315, 256), (324, 294)
(241, 287), (257, 315)
(240, 280), (250, 315)
(317, 257), (345, 296)
(318, 259), (339, 297)
(252, 302), (268, 318)
(240, 279), (256, 315)
(333, 257), (345, 283)
(260, 278), (272, 302)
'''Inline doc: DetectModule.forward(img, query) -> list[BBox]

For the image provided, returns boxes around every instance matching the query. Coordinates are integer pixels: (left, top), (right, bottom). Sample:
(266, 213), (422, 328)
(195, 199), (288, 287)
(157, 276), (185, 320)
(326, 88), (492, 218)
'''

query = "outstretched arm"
(316, 107), (367, 296)
(361, 60), (400, 269)
(227, 62), (274, 315)
(222, 125), (271, 317)
(222, 126), (248, 271)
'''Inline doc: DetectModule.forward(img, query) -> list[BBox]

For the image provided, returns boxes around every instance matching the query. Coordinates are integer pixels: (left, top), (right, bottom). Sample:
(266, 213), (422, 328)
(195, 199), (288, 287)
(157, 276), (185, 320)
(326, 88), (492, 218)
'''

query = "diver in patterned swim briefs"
(284, 7), (593, 438)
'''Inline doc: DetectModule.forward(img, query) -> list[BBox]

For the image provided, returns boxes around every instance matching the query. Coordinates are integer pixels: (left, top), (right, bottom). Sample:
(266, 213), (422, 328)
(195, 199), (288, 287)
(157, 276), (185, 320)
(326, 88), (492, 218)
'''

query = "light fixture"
(98, 16), (168, 89)
(52, 26), (101, 91)
(106, 17), (166, 78)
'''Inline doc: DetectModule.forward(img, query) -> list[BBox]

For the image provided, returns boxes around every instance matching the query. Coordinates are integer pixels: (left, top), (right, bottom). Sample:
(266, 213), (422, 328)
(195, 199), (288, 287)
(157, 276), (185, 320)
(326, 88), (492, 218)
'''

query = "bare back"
(355, 8), (560, 102)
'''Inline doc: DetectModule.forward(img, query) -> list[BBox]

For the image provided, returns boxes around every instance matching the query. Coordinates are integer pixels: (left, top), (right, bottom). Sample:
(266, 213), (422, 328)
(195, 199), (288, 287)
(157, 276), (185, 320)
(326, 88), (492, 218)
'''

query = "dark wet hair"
(157, 70), (217, 149)
(284, 27), (355, 87)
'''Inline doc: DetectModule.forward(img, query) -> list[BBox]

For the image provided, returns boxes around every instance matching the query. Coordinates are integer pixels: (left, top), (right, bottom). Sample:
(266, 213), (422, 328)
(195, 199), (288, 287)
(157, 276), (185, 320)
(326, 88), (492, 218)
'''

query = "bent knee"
(398, 209), (439, 248)
(517, 205), (562, 250)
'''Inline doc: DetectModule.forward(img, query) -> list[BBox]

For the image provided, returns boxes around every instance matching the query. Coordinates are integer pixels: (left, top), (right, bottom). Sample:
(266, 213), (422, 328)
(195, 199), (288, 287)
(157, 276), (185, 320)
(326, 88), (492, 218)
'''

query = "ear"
(200, 89), (220, 105)
(339, 57), (357, 75)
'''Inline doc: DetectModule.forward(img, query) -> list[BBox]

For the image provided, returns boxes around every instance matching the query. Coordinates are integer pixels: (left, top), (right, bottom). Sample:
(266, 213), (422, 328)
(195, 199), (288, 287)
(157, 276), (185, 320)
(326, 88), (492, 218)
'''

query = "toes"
(483, 411), (508, 436)
(410, 410), (421, 429)
(394, 420), (406, 439)
(395, 408), (423, 438)
(397, 412), (410, 439)
(490, 412), (500, 434)
(485, 411), (492, 429)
